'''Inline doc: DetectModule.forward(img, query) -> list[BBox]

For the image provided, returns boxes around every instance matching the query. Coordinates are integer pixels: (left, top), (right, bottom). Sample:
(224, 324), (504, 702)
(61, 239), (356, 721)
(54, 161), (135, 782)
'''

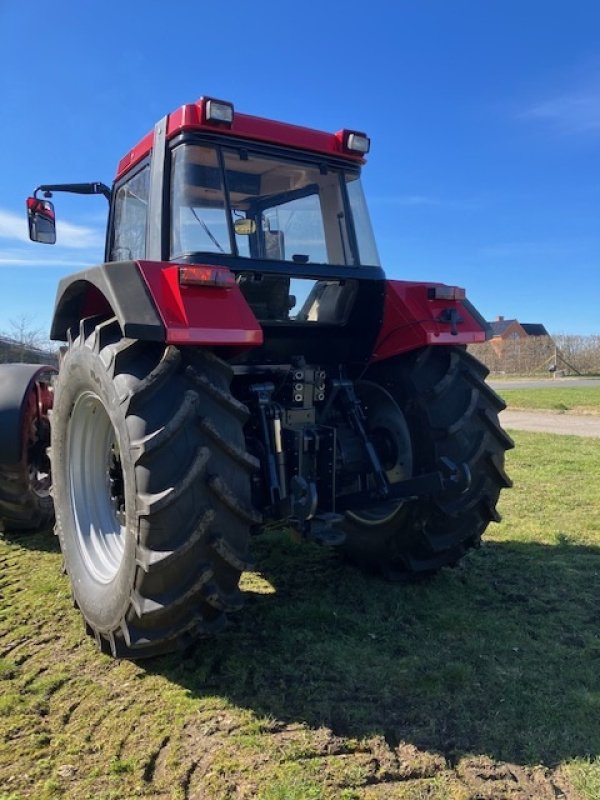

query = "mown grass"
(0, 430), (599, 799)
(501, 386), (600, 413)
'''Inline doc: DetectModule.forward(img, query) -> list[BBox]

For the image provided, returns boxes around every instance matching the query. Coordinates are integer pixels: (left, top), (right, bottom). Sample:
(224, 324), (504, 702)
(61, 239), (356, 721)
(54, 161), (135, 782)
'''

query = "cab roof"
(115, 96), (367, 180)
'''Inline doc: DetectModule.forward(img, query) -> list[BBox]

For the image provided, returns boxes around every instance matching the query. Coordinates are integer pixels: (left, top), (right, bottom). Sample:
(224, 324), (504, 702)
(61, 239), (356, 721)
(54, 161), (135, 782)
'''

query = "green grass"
(0, 430), (599, 798)
(501, 386), (600, 413)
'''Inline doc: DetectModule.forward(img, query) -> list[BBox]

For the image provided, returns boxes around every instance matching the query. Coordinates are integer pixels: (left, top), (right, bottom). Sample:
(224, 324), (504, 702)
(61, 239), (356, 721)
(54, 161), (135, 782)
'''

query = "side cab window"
(110, 166), (150, 261)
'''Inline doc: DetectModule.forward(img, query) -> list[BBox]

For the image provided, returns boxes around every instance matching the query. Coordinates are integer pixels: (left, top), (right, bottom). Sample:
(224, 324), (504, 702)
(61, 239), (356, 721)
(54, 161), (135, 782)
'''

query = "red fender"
(0, 364), (56, 466)
(136, 261), (263, 347)
(51, 260), (263, 350)
(371, 280), (488, 363)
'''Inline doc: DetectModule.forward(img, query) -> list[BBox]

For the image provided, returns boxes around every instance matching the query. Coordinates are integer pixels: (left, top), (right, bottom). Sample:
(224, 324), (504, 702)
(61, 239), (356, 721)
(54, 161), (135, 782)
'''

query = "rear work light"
(179, 265), (236, 288)
(203, 97), (234, 125)
(342, 130), (370, 154)
(427, 285), (466, 301)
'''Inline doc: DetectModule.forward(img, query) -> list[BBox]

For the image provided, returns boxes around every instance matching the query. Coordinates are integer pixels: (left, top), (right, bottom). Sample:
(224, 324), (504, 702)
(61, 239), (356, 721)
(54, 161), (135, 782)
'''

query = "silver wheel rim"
(68, 391), (126, 583)
(346, 381), (413, 526)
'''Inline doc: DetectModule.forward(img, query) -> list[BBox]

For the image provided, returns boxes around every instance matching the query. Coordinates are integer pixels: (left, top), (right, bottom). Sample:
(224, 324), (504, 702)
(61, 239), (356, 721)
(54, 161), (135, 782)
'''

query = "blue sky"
(1, 1), (600, 337)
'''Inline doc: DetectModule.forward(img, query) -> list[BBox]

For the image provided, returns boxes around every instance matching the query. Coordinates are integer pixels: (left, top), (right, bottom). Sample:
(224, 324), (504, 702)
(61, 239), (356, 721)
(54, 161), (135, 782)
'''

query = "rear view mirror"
(234, 218), (256, 235)
(27, 197), (56, 244)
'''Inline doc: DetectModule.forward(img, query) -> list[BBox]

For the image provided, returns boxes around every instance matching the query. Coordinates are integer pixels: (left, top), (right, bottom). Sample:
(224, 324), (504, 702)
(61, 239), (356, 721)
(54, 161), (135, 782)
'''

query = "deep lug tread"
(199, 417), (260, 473)
(423, 351), (461, 397)
(480, 407), (516, 451)
(481, 494), (502, 523)
(208, 475), (263, 525)
(122, 346), (182, 410)
(338, 345), (512, 578)
(135, 509), (216, 572)
(52, 324), (256, 660)
(135, 447), (210, 515)
(186, 367), (250, 422)
(210, 535), (256, 572)
(464, 366), (507, 411)
(486, 451), (513, 489)
(78, 316), (99, 346)
(201, 582), (245, 613)
(131, 391), (199, 459)
(130, 563), (214, 618)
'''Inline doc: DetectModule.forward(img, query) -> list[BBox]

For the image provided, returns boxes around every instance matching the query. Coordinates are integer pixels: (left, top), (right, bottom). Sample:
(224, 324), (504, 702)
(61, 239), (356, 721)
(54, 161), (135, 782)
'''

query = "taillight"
(179, 265), (236, 288)
(427, 285), (466, 301)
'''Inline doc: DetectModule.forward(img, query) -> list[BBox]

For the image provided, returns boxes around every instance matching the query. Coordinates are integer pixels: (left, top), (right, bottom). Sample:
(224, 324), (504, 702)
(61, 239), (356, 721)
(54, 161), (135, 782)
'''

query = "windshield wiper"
(190, 208), (225, 253)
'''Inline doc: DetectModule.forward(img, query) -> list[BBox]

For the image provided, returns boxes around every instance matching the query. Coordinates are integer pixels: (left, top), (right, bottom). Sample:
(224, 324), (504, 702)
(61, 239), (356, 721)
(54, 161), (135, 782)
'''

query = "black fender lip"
(0, 363), (57, 465)
(50, 261), (165, 343)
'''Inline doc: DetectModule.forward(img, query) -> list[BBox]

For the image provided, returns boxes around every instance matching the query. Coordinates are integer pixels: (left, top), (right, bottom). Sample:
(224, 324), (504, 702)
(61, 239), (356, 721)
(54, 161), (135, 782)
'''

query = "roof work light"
(342, 130), (370, 154)
(203, 97), (234, 126)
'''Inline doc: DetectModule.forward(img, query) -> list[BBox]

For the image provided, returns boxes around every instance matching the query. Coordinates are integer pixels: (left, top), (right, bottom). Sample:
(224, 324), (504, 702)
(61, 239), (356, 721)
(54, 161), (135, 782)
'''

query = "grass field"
(501, 386), (600, 414)
(1, 430), (599, 799)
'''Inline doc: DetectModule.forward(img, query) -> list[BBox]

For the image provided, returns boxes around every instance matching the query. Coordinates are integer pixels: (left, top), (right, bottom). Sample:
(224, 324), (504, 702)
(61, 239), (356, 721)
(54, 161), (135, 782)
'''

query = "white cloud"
(0, 209), (30, 244)
(0, 254), (93, 268)
(56, 219), (105, 250)
(369, 194), (440, 207)
(520, 87), (600, 135)
(0, 207), (104, 250)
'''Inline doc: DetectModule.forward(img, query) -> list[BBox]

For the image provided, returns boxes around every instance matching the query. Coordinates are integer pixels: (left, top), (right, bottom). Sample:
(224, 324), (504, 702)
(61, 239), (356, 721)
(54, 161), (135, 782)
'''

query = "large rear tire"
(338, 346), (513, 578)
(51, 317), (258, 658)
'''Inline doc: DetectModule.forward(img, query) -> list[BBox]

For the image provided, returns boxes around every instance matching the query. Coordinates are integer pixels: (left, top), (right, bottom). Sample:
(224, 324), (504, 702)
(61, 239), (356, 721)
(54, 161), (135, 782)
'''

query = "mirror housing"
(234, 218), (256, 235)
(26, 197), (56, 244)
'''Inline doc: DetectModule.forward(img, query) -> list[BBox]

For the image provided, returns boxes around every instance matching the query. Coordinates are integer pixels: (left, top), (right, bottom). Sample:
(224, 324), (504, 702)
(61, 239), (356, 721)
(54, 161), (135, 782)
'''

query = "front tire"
(51, 317), (258, 658)
(338, 346), (513, 578)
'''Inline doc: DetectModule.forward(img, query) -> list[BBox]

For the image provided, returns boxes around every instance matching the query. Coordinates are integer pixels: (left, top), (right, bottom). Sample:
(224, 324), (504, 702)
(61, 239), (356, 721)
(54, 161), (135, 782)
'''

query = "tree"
(0, 315), (58, 364)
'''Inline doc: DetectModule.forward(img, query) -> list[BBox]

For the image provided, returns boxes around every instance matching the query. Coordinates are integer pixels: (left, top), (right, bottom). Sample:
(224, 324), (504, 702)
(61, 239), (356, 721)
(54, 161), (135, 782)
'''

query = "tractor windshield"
(170, 144), (380, 267)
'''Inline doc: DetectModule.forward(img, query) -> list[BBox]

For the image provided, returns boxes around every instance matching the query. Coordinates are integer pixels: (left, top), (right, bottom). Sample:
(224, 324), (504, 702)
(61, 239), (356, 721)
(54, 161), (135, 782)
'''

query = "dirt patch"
(456, 756), (575, 800)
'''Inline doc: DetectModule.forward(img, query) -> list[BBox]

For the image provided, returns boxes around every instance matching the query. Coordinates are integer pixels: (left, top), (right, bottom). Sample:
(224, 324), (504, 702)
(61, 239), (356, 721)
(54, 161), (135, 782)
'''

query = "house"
(488, 316), (550, 341)
(469, 316), (555, 374)
(487, 316), (553, 358)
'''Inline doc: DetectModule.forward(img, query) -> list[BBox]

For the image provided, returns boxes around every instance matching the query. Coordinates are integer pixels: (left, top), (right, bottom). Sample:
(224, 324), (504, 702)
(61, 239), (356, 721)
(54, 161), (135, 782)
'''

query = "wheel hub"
(345, 380), (413, 525)
(67, 391), (126, 584)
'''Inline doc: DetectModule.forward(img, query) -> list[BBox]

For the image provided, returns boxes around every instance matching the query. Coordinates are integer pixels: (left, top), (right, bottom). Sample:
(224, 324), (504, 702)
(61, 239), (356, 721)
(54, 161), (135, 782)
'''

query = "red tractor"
(0, 97), (512, 658)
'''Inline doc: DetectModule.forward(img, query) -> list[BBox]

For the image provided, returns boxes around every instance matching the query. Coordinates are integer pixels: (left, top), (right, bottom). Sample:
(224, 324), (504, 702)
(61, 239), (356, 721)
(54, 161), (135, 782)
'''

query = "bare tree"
(0, 315), (57, 364)
(469, 334), (600, 376)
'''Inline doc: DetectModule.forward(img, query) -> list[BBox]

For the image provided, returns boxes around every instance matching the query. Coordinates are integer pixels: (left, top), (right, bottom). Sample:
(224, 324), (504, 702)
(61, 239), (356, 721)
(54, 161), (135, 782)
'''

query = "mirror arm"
(34, 182), (111, 203)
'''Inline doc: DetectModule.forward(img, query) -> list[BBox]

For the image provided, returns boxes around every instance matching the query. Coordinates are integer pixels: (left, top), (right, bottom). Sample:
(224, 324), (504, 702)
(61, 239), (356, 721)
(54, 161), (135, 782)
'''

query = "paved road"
(490, 377), (600, 390)
(500, 409), (600, 438)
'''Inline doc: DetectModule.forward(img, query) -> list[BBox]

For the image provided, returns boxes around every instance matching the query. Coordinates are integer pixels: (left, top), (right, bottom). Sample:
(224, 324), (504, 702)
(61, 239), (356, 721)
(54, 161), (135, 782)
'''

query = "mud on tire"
(51, 317), (258, 658)
(338, 346), (514, 578)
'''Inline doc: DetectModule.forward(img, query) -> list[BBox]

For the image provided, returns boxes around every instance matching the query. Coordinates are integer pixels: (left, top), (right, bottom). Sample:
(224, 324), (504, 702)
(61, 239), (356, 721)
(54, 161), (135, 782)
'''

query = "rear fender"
(0, 364), (57, 466)
(50, 260), (263, 349)
(370, 280), (489, 363)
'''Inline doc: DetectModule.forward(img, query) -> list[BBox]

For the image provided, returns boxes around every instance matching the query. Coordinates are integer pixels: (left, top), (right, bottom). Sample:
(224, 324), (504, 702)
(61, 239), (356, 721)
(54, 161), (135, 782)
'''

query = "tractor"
(0, 96), (513, 658)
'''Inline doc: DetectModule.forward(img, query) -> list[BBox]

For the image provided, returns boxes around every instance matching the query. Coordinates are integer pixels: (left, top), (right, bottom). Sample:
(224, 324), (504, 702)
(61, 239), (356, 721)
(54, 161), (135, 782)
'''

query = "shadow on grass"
(1, 526), (59, 554)
(147, 532), (600, 767)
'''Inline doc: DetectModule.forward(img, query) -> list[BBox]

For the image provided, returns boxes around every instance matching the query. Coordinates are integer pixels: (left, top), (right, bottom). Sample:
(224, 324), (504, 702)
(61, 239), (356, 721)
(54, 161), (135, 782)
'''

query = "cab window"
(110, 166), (150, 261)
